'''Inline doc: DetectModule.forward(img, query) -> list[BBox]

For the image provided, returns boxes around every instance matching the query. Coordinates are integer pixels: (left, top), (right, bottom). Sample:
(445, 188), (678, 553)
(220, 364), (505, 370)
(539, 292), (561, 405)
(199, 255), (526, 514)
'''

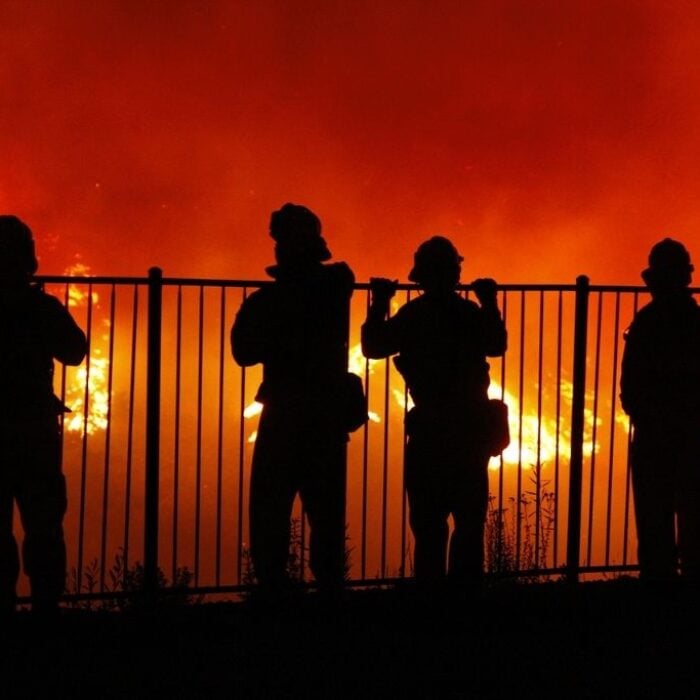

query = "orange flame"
(60, 263), (110, 436)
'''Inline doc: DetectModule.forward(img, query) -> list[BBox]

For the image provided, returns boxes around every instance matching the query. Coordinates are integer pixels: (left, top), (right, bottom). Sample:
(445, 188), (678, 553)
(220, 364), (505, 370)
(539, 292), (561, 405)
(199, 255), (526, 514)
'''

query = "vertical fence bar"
(585, 293), (603, 566)
(361, 292), (371, 580)
(99, 284), (117, 591)
(76, 282), (94, 591)
(380, 358), (390, 578)
(194, 285), (205, 587)
(123, 285), (139, 586)
(622, 291), (640, 565)
(236, 288), (248, 585)
(59, 284), (70, 461)
(216, 287), (226, 586)
(340, 282), (352, 587)
(144, 267), (163, 601)
(172, 285), (183, 582)
(496, 290), (507, 573)
(566, 275), (590, 582)
(604, 292), (621, 566)
(400, 288), (412, 577)
(535, 291), (545, 567)
(515, 291), (526, 570)
(553, 291), (563, 568)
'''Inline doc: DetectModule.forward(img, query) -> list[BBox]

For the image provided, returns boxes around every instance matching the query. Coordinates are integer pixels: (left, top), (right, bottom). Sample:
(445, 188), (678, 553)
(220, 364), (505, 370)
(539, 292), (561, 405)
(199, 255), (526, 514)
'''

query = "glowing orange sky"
(2, 0), (700, 283)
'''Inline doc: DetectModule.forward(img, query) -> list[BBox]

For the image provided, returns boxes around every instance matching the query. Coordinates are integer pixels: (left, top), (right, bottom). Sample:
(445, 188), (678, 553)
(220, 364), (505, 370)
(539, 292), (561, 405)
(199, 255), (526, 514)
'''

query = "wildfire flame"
(243, 342), (599, 470)
(486, 382), (567, 470)
(60, 263), (111, 436)
(53, 269), (615, 454)
(64, 261), (99, 308)
(241, 337), (613, 491)
(63, 355), (110, 434)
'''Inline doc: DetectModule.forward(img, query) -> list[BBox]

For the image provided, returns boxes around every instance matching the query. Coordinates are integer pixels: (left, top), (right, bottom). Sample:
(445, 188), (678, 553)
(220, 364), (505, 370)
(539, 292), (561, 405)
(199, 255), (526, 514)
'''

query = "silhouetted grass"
(486, 462), (557, 578)
(67, 547), (201, 610)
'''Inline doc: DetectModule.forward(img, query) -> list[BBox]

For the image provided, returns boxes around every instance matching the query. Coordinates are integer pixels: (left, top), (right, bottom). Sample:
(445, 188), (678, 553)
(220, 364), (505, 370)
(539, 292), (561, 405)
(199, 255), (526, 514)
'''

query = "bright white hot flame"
(243, 402), (263, 419)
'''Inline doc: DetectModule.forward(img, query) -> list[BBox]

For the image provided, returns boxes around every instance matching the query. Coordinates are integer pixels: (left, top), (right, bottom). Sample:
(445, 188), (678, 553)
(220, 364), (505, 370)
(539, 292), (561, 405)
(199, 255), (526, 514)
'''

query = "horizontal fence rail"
(12, 272), (672, 603)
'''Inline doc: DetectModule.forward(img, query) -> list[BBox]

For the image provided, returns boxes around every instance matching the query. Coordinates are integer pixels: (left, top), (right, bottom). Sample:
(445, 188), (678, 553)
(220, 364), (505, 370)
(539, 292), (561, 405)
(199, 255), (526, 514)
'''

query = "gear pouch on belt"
(484, 398), (510, 457)
(341, 372), (368, 432)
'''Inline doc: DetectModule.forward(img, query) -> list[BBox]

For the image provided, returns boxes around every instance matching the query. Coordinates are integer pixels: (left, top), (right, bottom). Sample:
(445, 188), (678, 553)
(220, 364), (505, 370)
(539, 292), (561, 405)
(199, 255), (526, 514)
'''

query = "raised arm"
(361, 277), (402, 359)
(472, 278), (507, 357)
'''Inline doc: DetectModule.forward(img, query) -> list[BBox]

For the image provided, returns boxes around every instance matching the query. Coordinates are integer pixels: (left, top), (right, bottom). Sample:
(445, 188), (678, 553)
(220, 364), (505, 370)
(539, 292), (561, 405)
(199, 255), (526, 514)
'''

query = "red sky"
(2, 0), (700, 283)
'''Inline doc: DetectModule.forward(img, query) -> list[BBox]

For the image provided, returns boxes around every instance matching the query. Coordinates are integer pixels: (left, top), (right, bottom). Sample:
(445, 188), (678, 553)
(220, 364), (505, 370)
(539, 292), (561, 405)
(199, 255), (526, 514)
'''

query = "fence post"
(566, 275), (589, 583)
(145, 266), (163, 603)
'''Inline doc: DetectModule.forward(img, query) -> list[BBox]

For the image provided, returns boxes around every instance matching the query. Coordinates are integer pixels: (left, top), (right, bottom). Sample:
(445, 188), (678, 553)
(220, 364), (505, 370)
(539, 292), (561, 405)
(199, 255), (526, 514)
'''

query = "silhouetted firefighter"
(621, 238), (700, 581)
(0, 216), (87, 616)
(362, 237), (507, 586)
(232, 204), (363, 595)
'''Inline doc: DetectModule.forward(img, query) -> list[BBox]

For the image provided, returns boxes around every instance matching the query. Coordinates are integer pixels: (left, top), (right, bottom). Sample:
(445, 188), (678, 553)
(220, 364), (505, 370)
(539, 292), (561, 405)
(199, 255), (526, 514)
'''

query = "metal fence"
(17, 271), (655, 603)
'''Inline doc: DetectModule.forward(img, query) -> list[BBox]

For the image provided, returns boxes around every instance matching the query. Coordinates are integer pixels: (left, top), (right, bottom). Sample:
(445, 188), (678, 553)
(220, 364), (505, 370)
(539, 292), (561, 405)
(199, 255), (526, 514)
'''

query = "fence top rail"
(37, 276), (582, 291)
(158, 279), (586, 291)
(36, 274), (700, 296)
(37, 275), (150, 285)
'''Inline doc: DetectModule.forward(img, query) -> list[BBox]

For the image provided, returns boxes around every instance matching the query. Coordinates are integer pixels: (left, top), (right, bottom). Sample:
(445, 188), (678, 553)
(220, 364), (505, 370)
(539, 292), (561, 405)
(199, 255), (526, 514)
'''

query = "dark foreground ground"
(2, 579), (699, 698)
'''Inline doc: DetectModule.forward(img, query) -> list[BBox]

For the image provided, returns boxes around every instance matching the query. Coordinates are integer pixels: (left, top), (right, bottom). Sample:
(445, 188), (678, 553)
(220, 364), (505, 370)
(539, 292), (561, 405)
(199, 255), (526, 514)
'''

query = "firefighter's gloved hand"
(472, 278), (498, 306)
(369, 277), (398, 303)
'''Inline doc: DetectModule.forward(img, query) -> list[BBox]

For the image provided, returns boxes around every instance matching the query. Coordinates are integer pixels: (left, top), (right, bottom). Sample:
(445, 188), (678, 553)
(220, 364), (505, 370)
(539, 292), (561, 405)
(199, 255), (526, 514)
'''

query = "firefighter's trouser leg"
(0, 419), (66, 610)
